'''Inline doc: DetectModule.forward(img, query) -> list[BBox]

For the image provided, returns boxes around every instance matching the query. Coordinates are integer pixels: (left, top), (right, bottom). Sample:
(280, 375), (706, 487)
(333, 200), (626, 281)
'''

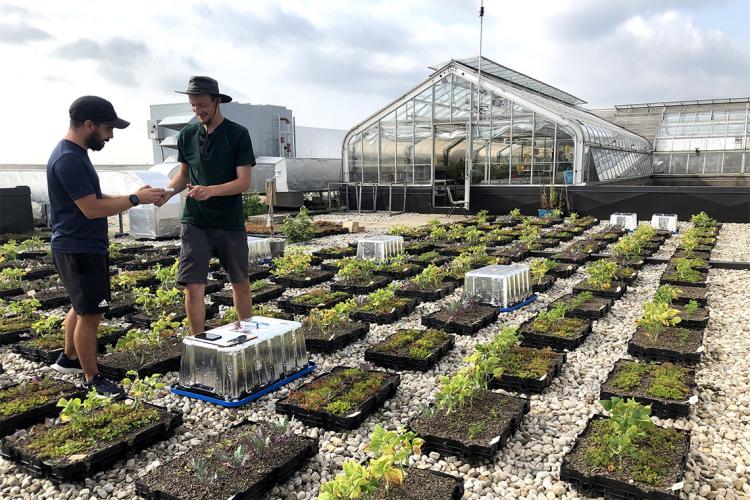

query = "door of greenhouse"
(432, 123), (470, 208)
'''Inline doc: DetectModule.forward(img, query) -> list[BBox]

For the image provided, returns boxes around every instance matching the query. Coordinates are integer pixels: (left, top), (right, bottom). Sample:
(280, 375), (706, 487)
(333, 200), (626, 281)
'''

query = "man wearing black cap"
(47, 96), (164, 398)
(156, 76), (255, 335)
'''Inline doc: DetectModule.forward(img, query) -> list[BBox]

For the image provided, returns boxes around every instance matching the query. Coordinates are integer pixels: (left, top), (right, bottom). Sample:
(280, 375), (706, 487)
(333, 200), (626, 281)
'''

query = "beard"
(85, 130), (106, 151)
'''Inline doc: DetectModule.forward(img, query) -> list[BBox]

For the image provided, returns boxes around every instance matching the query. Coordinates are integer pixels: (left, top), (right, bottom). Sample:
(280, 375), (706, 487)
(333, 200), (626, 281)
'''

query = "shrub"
(636, 301), (681, 341)
(242, 193), (268, 217)
(271, 247), (312, 277)
(282, 206), (314, 242)
(530, 258), (558, 284)
(586, 260), (618, 290)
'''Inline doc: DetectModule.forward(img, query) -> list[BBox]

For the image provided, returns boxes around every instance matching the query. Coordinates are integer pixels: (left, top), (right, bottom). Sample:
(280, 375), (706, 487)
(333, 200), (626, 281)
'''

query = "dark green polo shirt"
(177, 119), (255, 229)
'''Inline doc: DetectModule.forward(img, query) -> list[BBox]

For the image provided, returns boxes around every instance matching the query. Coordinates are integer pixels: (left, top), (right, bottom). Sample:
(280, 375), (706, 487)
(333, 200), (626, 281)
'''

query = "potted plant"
(549, 292), (613, 320)
(280, 206), (315, 242)
(653, 285), (707, 328)
(270, 248), (333, 288)
(136, 418), (317, 500)
(275, 366), (400, 431)
(610, 236), (645, 268)
(409, 326), (529, 462)
(661, 258), (707, 287)
(489, 339), (566, 395)
(365, 328), (454, 371)
(560, 398), (690, 498)
(302, 300), (368, 353)
(529, 258), (559, 292)
(0, 268), (26, 299)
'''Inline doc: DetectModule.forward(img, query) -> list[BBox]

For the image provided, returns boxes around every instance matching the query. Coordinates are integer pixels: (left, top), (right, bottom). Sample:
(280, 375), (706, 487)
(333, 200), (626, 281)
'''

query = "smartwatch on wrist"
(128, 194), (140, 206)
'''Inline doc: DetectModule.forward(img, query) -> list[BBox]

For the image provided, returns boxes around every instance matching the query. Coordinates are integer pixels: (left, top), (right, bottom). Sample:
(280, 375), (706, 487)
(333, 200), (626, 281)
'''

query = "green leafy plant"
(0, 240), (18, 262)
(530, 258), (558, 285)
(475, 210), (489, 225)
(636, 301), (681, 341)
(242, 192), (268, 217)
(567, 291), (594, 310)
(134, 287), (182, 316)
(585, 260), (618, 290)
(653, 285), (681, 306)
(282, 206), (314, 242)
(271, 247), (312, 277)
(337, 258), (376, 282)
(0, 267), (26, 288)
(611, 236), (643, 261)
(319, 425), (424, 499)
(410, 264), (446, 290)
(670, 258), (703, 283)
(683, 300), (700, 315)
(2, 296), (39, 318)
(305, 299), (356, 336)
(598, 397), (653, 464)
(518, 222), (541, 245)
(678, 230), (701, 257)
(18, 237), (44, 252)
(509, 208), (522, 220)
(154, 260), (179, 289)
(121, 371), (165, 410)
(250, 279), (270, 292)
(690, 211), (716, 227)
(31, 315), (62, 336)
(57, 388), (112, 429)
(388, 224), (410, 236)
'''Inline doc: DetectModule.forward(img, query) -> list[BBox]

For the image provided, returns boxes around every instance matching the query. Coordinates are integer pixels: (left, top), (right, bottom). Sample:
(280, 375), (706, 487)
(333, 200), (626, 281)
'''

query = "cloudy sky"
(1, 0), (749, 165)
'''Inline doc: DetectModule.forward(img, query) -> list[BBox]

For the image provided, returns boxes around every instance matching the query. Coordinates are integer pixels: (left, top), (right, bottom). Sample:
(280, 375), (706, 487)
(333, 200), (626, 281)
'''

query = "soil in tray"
(272, 269), (333, 288)
(280, 289), (351, 313)
(572, 279), (626, 299)
(531, 274), (555, 293)
(22, 288), (69, 308)
(0, 314), (37, 342)
(628, 326), (704, 364)
(673, 304), (709, 328)
(278, 366), (399, 429)
(561, 416), (689, 498)
(302, 319), (369, 353)
(213, 282), (285, 306)
(0, 284), (23, 299)
(403, 242), (436, 255)
(98, 336), (183, 379)
(15, 324), (125, 363)
(136, 420), (317, 500)
(552, 293), (613, 320)
(409, 390), (528, 461)
(489, 346), (566, 393)
(519, 316), (592, 351)
(365, 328), (454, 371)
(421, 302), (498, 335)
(372, 468), (462, 499)
(313, 246), (357, 260)
(375, 262), (424, 279)
(351, 297), (415, 324)
(3, 402), (179, 482)
(660, 270), (708, 288)
(396, 281), (456, 302)
(331, 276), (390, 294)
(408, 253), (452, 267)
(673, 285), (708, 305)
(600, 360), (695, 418)
(0, 378), (81, 436)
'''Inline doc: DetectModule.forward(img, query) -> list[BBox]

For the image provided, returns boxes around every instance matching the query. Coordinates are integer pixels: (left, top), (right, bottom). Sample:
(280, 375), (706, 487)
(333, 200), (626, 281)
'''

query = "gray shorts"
(178, 224), (249, 284)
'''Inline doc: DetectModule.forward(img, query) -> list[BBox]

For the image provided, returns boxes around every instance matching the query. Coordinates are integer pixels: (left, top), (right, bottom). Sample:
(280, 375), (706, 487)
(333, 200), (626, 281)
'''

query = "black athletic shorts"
(52, 252), (111, 315)
(178, 224), (249, 284)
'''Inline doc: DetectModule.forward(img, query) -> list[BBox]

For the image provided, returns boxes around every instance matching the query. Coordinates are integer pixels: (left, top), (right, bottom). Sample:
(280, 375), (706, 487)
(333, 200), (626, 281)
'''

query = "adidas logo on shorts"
(98, 299), (108, 308)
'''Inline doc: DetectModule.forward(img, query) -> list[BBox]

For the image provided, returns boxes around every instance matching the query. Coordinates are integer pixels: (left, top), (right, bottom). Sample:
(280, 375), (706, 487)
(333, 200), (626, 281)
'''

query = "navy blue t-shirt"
(46, 139), (108, 254)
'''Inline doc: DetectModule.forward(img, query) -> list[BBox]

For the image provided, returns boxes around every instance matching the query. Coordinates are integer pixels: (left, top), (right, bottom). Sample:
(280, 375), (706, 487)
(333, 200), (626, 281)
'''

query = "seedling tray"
(396, 282), (457, 303)
(212, 283), (285, 306)
(127, 303), (218, 328)
(673, 305), (709, 329)
(572, 280), (627, 300)
(0, 404), (182, 484)
(374, 264), (424, 280)
(519, 318), (593, 352)
(13, 327), (128, 364)
(271, 269), (334, 288)
(0, 381), (84, 437)
(421, 305), (499, 335)
(403, 242), (437, 255)
(104, 299), (137, 319)
(21, 266), (57, 281)
(385, 468), (464, 500)
(659, 271), (708, 288)
(98, 337), (183, 380)
(488, 350), (566, 394)
(135, 420), (319, 500)
(275, 367), (400, 431)
(628, 328), (704, 366)
(552, 251), (590, 265)
(21, 289), (69, 309)
(212, 265), (273, 283)
(364, 334), (455, 372)
(312, 247), (357, 260)
(303, 321), (369, 353)
(0, 286), (23, 299)
(553, 294), (613, 320)
(120, 256), (176, 271)
(599, 360), (696, 419)
(407, 255), (452, 268)
(490, 246), (530, 261)
(672, 286), (708, 306)
(350, 298), (417, 325)
(531, 275), (555, 293)
(559, 416), (690, 500)
(279, 292), (352, 315)
(548, 262), (579, 278)
(331, 276), (390, 294)
(409, 391), (529, 463)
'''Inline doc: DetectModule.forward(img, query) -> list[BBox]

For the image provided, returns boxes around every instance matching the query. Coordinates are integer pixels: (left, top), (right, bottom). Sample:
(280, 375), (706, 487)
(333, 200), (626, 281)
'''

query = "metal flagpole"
(466, 1), (485, 211)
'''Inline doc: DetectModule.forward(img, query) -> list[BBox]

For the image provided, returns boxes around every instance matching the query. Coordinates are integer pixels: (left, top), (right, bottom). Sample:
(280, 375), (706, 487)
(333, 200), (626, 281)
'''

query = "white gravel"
(1, 214), (749, 500)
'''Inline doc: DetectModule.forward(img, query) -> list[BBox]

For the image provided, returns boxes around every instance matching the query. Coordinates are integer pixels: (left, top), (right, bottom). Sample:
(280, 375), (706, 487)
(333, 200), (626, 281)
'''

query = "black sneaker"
(50, 353), (83, 374)
(83, 373), (126, 400)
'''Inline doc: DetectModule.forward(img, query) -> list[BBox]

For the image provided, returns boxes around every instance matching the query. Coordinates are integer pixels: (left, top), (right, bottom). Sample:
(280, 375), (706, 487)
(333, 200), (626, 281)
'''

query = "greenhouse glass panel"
(653, 154), (670, 173)
(664, 112), (680, 123)
(363, 123), (379, 183)
(704, 153), (723, 174)
(709, 122), (727, 136)
(414, 88), (432, 124)
(672, 138), (690, 151)
(555, 126), (574, 184)
(729, 108), (747, 120)
(396, 102), (414, 183)
(472, 125), (491, 183)
(690, 137), (707, 150)
(452, 77), (472, 122)
(510, 105), (532, 184)
(670, 154), (688, 174)
(655, 139), (673, 151)
(687, 154), (703, 174)
(379, 112), (396, 183)
(347, 132), (362, 182)
(414, 126), (432, 184)
(433, 77), (452, 123)
(712, 110), (728, 121)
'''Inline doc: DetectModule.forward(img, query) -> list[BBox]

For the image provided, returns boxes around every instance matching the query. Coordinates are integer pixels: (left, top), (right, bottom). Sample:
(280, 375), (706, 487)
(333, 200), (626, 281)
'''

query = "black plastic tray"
(364, 334), (455, 372)
(374, 265), (424, 280)
(627, 328), (704, 366)
(272, 269), (334, 288)
(572, 280), (627, 300)
(396, 282), (457, 303)
(551, 294), (613, 320)
(212, 283), (285, 306)
(519, 318), (593, 352)
(531, 275), (555, 293)
(331, 276), (390, 294)
(279, 292), (352, 314)
(350, 298), (417, 325)
(312, 247), (357, 260)
(0, 382), (84, 437)
(488, 350), (566, 394)
(421, 305), (499, 335)
(275, 367), (400, 431)
(304, 322), (369, 353)
(13, 328), (127, 364)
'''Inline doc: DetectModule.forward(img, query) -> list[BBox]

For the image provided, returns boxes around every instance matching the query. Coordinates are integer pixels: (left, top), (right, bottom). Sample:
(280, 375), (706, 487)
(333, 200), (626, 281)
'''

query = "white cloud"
(0, 0), (747, 165)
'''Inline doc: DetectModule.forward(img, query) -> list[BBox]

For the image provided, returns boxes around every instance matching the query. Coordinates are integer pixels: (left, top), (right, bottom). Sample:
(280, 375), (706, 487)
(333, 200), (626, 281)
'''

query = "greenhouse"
(342, 57), (653, 190)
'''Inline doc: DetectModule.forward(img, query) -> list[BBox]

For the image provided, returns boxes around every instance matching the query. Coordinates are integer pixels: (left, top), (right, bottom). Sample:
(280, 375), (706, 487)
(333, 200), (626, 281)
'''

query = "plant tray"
(0, 404), (182, 484)
(364, 333), (455, 372)
(212, 283), (285, 306)
(518, 317), (593, 352)
(672, 251), (711, 261)
(490, 246), (530, 261)
(120, 256), (176, 271)
(610, 257), (645, 270)
(421, 304), (499, 335)
(127, 303), (218, 328)
(552, 251), (590, 265)
(548, 262), (579, 278)
(374, 264), (424, 280)
(531, 274), (555, 293)
(672, 286), (708, 306)
(20, 289), (69, 309)
(21, 266), (57, 281)
(173, 362), (317, 407)
(134, 420), (319, 500)
(377, 468), (464, 500)
(395, 281), (457, 303)
(659, 271), (708, 288)
(435, 244), (478, 257)
(488, 348), (566, 394)
(303, 321), (369, 353)
(331, 276), (390, 294)
(403, 242), (437, 255)
(104, 299), (137, 319)
(119, 244), (152, 254)
(409, 391), (529, 463)
(13, 327), (128, 364)
(0, 381), (84, 438)
(559, 416), (690, 500)
(599, 360), (696, 419)
(0, 286), (23, 299)
(211, 264), (272, 283)
(275, 367), (400, 431)
(312, 247), (357, 260)
(673, 305), (709, 329)
(553, 294), (613, 320)
(627, 327), (704, 366)
(16, 251), (47, 260)
(98, 336), (183, 380)
(407, 255), (452, 268)
(272, 269), (334, 288)
(572, 279), (627, 300)
(350, 298), (417, 325)
(278, 292), (352, 315)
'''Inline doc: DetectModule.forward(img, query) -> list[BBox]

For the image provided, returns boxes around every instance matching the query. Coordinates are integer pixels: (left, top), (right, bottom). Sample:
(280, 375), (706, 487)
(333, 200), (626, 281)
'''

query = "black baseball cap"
(69, 96), (130, 129)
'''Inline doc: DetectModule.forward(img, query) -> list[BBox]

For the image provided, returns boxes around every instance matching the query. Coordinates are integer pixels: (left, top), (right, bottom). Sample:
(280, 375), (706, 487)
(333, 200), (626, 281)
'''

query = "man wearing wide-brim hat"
(156, 76), (255, 334)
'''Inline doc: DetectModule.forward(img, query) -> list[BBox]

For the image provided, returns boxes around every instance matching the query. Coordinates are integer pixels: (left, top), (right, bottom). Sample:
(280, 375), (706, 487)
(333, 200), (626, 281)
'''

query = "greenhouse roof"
(433, 57), (587, 107)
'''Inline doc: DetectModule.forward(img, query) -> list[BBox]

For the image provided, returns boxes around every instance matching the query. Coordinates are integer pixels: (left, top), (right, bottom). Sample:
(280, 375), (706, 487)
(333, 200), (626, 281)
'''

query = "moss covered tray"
(364, 328), (455, 371)
(0, 378), (83, 437)
(488, 346), (566, 394)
